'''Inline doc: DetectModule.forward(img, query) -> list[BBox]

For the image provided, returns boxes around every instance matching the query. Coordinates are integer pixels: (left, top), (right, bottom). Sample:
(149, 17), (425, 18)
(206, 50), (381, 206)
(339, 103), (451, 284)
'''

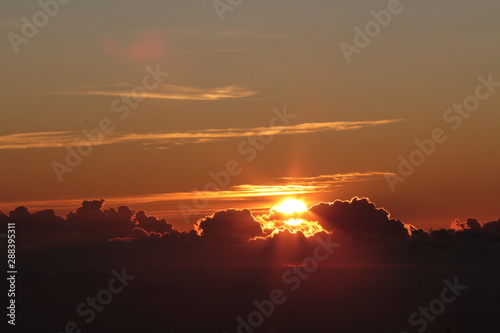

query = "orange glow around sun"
(273, 199), (308, 215)
(273, 199), (308, 226)
(252, 199), (328, 238)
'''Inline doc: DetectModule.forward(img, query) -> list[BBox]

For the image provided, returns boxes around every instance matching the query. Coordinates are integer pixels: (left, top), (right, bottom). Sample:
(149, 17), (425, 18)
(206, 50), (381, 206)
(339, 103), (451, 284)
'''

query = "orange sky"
(1, 0), (499, 231)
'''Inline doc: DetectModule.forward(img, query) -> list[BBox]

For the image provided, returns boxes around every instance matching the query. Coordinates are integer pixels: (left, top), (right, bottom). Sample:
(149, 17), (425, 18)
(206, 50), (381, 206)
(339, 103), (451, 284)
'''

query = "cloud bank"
(2, 196), (499, 265)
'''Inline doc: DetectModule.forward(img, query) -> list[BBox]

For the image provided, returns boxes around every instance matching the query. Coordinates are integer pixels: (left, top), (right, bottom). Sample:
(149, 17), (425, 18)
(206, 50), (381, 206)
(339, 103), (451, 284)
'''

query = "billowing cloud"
(4, 206), (66, 236)
(2, 198), (500, 261)
(451, 218), (481, 232)
(0, 200), (191, 244)
(65, 199), (136, 235)
(0, 119), (403, 150)
(134, 210), (174, 233)
(196, 209), (264, 242)
(308, 197), (411, 238)
(482, 219), (500, 234)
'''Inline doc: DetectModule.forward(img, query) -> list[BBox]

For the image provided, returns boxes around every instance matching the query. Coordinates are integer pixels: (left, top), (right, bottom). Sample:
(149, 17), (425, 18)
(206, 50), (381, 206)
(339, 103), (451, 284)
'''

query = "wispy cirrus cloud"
(235, 172), (396, 194)
(0, 119), (403, 150)
(0, 172), (394, 214)
(0, 131), (79, 150)
(278, 172), (395, 185)
(60, 84), (257, 101)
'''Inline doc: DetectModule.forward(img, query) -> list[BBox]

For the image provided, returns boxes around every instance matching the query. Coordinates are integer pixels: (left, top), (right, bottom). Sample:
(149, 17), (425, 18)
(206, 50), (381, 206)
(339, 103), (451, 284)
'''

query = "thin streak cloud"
(61, 84), (257, 101)
(0, 172), (393, 212)
(278, 172), (395, 185)
(0, 120), (403, 150)
(236, 172), (396, 193)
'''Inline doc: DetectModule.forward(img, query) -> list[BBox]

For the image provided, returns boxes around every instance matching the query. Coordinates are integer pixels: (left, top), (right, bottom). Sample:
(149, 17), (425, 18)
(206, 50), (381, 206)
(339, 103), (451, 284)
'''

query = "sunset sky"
(1, 0), (499, 231)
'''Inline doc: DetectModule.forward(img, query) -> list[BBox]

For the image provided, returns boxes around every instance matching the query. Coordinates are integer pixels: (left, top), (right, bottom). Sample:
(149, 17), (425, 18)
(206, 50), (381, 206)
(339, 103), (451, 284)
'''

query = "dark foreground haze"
(2, 199), (499, 332)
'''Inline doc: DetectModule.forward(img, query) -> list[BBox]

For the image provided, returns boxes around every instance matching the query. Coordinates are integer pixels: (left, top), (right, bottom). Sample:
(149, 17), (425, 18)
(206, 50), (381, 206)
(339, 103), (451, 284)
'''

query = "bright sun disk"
(274, 199), (308, 214)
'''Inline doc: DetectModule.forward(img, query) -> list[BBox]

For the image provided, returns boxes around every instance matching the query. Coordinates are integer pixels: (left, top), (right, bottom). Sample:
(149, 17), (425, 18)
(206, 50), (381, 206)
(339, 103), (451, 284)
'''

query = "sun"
(273, 199), (308, 215)
(255, 198), (326, 237)
(267, 199), (311, 227)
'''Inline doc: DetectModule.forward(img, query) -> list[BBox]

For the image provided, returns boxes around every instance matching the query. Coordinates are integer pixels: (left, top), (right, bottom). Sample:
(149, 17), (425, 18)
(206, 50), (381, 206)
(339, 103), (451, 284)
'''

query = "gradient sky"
(1, 0), (499, 231)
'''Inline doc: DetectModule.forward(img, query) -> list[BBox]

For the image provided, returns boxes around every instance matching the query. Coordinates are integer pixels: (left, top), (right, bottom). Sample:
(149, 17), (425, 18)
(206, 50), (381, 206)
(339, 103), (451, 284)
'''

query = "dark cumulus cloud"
(66, 199), (181, 238)
(451, 217), (482, 232)
(196, 208), (264, 242)
(2, 197), (500, 258)
(0, 199), (194, 245)
(1, 206), (67, 240)
(308, 197), (410, 238)
(66, 199), (136, 236)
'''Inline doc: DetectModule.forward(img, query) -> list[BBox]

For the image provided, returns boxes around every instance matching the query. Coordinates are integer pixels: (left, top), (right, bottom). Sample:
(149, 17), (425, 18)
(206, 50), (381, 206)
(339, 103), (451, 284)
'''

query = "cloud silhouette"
(0, 200), (190, 244)
(66, 199), (136, 236)
(134, 210), (174, 233)
(482, 218), (500, 234)
(451, 218), (482, 232)
(2, 197), (499, 263)
(5, 206), (66, 236)
(196, 209), (264, 242)
(308, 197), (411, 238)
